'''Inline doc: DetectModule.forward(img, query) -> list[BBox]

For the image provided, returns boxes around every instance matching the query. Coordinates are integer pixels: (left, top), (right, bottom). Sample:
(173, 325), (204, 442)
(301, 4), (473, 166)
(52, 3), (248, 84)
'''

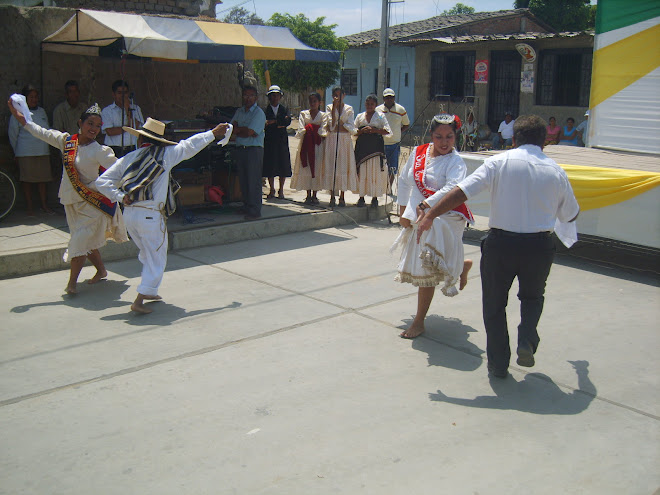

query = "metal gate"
(487, 51), (521, 133)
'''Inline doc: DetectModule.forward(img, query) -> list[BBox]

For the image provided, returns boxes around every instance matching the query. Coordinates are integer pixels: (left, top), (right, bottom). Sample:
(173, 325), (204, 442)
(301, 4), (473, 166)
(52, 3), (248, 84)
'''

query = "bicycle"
(0, 169), (17, 221)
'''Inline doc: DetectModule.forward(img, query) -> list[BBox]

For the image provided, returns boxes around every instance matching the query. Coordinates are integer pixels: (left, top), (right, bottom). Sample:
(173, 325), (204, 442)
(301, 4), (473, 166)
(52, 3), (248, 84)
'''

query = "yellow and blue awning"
(42, 9), (340, 63)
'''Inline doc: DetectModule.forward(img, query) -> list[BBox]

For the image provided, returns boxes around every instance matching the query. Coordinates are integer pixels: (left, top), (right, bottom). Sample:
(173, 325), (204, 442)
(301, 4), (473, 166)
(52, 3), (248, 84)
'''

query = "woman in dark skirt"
(262, 85), (292, 199)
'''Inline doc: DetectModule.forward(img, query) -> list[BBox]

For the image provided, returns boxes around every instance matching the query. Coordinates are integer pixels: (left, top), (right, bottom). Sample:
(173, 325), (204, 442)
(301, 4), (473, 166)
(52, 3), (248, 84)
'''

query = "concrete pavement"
(0, 221), (658, 494)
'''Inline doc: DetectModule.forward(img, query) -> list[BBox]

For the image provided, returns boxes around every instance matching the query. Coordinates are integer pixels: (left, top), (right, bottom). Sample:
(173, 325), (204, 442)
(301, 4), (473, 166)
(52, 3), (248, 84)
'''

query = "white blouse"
(354, 111), (393, 139)
(25, 122), (116, 205)
(397, 147), (467, 222)
(323, 104), (356, 135)
(295, 109), (326, 139)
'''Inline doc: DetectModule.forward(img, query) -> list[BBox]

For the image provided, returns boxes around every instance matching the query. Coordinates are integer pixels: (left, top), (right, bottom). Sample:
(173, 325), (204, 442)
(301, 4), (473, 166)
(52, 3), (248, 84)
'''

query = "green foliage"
(441, 3), (476, 15)
(254, 13), (347, 94)
(221, 6), (264, 25)
(588, 5), (597, 29)
(527, 0), (592, 31)
(514, 0), (531, 7)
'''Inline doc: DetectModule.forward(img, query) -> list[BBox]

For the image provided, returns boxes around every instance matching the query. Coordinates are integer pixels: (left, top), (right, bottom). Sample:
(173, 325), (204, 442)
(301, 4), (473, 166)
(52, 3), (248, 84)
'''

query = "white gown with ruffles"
(392, 147), (469, 296)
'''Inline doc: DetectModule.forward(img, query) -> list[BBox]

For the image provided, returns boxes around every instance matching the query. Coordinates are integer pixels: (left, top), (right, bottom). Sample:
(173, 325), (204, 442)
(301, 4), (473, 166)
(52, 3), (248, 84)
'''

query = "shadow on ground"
(11, 279), (131, 313)
(399, 315), (485, 372)
(429, 360), (596, 415)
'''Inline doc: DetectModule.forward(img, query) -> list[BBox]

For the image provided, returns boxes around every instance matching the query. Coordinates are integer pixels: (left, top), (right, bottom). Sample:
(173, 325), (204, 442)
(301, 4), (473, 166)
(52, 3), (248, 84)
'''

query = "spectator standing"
(262, 85), (292, 199)
(101, 80), (144, 157)
(376, 88), (409, 187)
(8, 84), (54, 216)
(53, 80), (87, 134)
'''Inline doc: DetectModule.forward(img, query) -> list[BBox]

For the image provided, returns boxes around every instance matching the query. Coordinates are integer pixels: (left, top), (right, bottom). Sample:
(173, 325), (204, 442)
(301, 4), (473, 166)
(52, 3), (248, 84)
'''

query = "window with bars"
(341, 69), (358, 96)
(536, 48), (592, 106)
(430, 51), (475, 101)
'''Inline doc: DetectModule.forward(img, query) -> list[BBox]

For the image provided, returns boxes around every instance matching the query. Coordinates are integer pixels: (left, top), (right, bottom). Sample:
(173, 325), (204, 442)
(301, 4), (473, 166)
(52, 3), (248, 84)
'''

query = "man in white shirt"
(376, 88), (410, 187)
(417, 115), (579, 378)
(491, 111), (515, 150)
(96, 118), (229, 314)
(576, 110), (589, 147)
(101, 79), (144, 157)
(52, 80), (87, 134)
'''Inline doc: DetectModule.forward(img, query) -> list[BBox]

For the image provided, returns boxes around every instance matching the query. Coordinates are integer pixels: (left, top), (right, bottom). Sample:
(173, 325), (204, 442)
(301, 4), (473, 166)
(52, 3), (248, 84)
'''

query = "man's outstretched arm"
(415, 186), (467, 243)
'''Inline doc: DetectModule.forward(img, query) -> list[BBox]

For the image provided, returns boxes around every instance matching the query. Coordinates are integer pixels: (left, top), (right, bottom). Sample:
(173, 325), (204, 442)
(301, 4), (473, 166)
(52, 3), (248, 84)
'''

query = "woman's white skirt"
(290, 141), (324, 191)
(322, 132), (357, 192)
(392, 213), (466, 297)
(357, 156), (388, 197)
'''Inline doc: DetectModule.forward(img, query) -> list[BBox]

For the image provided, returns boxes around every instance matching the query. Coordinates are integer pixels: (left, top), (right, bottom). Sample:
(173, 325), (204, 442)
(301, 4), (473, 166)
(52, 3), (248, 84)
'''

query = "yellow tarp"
(560, 164), (660, 211)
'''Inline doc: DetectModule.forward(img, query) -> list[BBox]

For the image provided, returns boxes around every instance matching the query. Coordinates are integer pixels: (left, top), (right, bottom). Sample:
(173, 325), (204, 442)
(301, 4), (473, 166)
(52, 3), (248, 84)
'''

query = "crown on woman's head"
(85, 103), (102, 116)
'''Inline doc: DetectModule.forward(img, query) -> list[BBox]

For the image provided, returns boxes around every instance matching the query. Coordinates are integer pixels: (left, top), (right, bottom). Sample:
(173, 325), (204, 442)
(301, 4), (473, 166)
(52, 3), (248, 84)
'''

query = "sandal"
(338, 198), (346, 207)
(266, 191), (275, 199)
(329, 197), (336, 207)
(277, 192), (285, 199)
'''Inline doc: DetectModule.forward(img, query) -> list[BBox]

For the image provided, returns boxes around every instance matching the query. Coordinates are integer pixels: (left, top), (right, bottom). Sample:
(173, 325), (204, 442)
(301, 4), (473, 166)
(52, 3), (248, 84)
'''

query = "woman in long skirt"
(321, 87), (357, 207)
(8, 99), (127, 294)
(392, 114), (473, 338)
(354, 94), (392, 207)
(290, 92), (325, 204)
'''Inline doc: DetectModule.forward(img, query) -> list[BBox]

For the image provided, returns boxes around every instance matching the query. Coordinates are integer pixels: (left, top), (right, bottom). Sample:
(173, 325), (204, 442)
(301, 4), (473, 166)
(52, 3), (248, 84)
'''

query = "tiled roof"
(343, 9), (549, 46)
(400, 31), (594, 45)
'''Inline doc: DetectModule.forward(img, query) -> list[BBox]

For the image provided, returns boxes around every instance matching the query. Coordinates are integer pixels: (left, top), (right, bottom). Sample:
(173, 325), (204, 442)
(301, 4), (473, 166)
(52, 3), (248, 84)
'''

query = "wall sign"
(474, 60), (489, 84)
(515, 43), (537, 63)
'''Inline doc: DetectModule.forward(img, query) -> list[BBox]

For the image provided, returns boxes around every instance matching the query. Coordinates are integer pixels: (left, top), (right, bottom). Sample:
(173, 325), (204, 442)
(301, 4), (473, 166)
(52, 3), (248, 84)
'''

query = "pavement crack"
(0, 310), (352, 408)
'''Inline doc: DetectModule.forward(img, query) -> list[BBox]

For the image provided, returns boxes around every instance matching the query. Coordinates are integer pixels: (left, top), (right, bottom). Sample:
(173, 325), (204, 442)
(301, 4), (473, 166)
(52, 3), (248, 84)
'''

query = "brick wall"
(51, 0), (219, 18)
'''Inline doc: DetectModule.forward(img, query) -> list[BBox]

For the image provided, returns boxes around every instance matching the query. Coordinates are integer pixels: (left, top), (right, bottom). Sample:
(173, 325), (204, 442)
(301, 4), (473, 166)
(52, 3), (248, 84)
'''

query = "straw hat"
(123, 118), (177, 146)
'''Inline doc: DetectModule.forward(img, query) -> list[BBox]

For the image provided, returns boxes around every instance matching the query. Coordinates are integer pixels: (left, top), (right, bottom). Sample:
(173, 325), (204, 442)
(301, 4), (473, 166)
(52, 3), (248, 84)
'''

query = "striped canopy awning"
(42, 9), (340, 63)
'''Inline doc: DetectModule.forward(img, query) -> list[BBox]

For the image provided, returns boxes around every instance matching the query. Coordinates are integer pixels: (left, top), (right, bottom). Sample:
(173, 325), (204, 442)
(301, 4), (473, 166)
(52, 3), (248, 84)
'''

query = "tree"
(441, 3), (476, 15)
(514, 0), (531, 7)
(254, 13), (347, 94)
(521, 0), (592, 31)
(220, 6), (264, 25)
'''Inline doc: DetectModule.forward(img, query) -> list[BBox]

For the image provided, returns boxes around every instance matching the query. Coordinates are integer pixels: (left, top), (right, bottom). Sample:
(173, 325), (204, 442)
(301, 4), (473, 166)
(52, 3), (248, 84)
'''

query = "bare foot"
(65, 284), (77, 295)
(142, 295), (162, 301)
(400, 323), (425, 339)
(460, 259), (473, 290)
(131, 302), (153, 314)
(88, 269), (108, 284)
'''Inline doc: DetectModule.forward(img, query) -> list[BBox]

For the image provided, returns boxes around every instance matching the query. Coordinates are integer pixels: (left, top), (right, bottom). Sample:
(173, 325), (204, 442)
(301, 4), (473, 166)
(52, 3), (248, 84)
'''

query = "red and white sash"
(413, 143), (474, 224)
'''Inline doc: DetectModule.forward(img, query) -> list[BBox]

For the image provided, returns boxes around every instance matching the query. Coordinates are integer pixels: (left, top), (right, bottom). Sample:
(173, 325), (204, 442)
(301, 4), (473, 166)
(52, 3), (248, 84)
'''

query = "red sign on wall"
(474, 60), (489, 84)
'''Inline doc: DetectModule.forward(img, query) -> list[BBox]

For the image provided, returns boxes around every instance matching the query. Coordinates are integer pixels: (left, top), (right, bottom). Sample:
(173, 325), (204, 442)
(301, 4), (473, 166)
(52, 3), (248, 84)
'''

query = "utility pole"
(377, 0), (389, 98)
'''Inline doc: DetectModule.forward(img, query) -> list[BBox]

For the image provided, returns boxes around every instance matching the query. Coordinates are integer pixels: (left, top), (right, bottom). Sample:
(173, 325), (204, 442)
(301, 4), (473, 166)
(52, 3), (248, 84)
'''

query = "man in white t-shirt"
(491, 111), (515, 149)
(376, 88), (410, 186)
(417, 115), (579, 378)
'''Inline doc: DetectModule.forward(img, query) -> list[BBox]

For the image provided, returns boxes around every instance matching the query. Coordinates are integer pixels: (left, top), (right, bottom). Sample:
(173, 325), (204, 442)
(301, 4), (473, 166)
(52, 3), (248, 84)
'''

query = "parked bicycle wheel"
(0, 170), (17, 221)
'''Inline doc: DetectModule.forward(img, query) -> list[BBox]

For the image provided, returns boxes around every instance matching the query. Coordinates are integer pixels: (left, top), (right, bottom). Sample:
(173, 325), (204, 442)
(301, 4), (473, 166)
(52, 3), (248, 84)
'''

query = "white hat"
(267, 85), (283, 95)
(123, 117), (177, 146)
(584, 110), (590, 117)
(383, 88), (395, 97)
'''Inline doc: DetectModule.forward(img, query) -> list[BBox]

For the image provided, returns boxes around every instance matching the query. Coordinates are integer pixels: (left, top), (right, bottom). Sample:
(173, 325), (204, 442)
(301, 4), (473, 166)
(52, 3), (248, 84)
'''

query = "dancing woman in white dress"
(393, 114), (474, 338)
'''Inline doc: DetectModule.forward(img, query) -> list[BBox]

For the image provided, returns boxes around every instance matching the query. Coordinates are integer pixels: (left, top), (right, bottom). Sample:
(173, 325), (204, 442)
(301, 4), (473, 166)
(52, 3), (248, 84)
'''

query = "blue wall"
(326, 45), (416, 123)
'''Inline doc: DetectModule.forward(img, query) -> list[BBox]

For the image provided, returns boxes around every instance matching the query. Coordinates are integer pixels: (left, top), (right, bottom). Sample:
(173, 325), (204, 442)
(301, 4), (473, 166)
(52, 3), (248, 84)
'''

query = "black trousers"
(480, 229), (555, 371)
(234, 146), (264, 217)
